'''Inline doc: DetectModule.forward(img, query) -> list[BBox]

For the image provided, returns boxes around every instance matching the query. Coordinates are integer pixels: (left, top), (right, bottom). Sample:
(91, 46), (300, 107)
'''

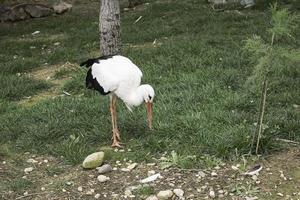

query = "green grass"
(134, 185), (155, 197)
(0, 0), (299, 166)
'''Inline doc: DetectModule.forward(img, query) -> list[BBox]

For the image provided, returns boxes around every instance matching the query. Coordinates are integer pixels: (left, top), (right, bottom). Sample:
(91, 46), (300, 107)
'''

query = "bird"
(80, 55), (155, 147)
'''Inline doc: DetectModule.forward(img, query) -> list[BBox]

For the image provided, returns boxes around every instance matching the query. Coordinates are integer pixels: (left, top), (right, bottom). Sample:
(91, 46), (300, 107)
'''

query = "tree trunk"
(99, 0), (121, 56)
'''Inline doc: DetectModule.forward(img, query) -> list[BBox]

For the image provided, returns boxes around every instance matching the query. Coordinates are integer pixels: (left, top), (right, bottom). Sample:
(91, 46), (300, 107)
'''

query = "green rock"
(82, 152), (105, 169)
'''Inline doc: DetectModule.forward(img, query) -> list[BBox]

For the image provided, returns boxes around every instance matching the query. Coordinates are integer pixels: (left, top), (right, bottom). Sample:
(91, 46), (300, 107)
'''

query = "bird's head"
(139, 84), (155, 129)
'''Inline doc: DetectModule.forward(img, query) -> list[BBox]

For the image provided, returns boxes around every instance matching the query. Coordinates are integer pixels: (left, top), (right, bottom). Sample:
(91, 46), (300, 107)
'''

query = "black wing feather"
(80, 55), (114, 68)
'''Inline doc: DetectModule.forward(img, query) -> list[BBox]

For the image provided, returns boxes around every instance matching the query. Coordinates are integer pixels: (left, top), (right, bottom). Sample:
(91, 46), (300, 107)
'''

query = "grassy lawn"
(0, 0), (299, 168)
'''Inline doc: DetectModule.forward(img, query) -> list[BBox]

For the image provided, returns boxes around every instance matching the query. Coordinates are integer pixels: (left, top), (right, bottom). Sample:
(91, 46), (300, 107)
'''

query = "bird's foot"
(111, 128), (123, 148)
(111, 140), (123, 148)
(111, 128), (121, 141)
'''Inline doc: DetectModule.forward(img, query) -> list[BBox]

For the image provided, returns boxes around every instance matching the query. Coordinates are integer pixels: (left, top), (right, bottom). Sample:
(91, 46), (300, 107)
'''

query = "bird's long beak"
(146, 102), (153, 129)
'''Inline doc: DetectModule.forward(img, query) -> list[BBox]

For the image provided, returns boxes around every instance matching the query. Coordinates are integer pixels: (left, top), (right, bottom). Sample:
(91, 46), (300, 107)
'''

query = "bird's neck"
(122, 86), (145, 110)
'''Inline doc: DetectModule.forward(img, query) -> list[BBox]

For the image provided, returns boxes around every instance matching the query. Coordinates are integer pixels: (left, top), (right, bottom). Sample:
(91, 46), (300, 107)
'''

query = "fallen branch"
(276, 138), (300, 146)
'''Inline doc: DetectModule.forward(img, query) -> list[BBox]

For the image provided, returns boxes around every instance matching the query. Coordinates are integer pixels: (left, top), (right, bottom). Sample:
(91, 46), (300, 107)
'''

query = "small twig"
(133, 16), (142, 24)
(271, 33), (275, 46)
(152, 39), (157, 45)
(16, 192), (49, 199)
(275, 138), (300, 145)
(255, 79), (268, 155)
(63, 91), (71, 96)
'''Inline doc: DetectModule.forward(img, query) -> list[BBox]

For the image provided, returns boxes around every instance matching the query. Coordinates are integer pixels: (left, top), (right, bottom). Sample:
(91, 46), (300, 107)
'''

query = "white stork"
(80, 55), (155, 147)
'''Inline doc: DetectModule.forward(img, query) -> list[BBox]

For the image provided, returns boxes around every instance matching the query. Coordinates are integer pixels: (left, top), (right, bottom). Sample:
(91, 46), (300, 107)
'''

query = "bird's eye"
(148, 95), (152, 100)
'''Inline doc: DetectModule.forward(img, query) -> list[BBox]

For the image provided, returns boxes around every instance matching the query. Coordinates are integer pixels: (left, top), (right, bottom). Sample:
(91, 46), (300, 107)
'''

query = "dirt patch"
(18, 62), (80, 107)
(1, 148), (300, 200)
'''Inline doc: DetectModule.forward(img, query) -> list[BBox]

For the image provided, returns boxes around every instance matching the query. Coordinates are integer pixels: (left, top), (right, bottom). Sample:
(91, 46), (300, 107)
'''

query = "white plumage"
(81, 55), (155, 147)
(91, 56), (145, 109)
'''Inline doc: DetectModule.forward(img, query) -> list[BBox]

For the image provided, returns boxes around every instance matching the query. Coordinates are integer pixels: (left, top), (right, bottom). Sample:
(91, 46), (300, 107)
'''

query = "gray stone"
(173, 189), (184, 198)
(97, 164), (112, 174)
(0, 3), (53, 22)
(97, 175), (110, 182)
(53, 1), (72, 14)
(24, 4), (53, 18)
(0, 5), (9, 15)
(0, 7), (29, 22)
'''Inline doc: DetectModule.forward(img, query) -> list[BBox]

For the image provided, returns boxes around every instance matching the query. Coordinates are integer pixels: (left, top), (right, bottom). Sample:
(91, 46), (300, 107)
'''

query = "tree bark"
(99, 0), (121, 56)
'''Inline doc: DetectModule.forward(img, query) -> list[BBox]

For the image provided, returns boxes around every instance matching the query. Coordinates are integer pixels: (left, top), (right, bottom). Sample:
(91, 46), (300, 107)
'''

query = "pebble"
(146, 195), (159, 200)
(127, 163), (138, 171)
(140, 173), (161, 183)
(23, 191), (28, 196)
(41, 187), (45, 191)
(125, 189), (132, 196)
(77, 186), (83, 192)
(97, 175), (110, 182)
(231, 165), (239, 171)
(209, 190), (216, 198)
(26, 158), (38, 163)
(148, 170), (156, 176)
(251, 175), (258, 181)
(147, 163), (156, 166)
(94, 193), (101, 199)
(157, 190), (173, 199)
(65, 181), (72, 186)
(173, 188), (184, 198)
(24, 167), (34, 173)
(62, 188), (66, 192)
(198, 171), (206, 178)
(97, 164), (113, 174)
(277, 193), (284, 197)
(211, 172), (218, 177)
(121, 168), (130, 172)
(86, 189), (95, 195)
(54, 42), (60, 46)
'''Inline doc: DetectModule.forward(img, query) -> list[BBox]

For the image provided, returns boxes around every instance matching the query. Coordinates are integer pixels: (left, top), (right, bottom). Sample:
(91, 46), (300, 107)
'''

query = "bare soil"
(1, 148), (299, 200)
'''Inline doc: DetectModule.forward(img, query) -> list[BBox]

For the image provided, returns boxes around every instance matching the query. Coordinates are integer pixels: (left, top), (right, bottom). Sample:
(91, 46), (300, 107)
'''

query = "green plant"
(134, 185), (155, 196)
(245, 3), (299, 154)
(160, 150), (196, 169)
(230, 183), (260, 197)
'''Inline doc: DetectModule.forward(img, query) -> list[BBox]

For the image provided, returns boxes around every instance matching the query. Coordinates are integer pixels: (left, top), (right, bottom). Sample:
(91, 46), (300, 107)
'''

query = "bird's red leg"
(110, 95), (121, 148)
(112, 95), (121, 141)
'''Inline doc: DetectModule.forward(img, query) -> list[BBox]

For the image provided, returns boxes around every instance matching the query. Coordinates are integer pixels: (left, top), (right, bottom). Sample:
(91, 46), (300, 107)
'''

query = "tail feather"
(80, 55), (114, 68)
